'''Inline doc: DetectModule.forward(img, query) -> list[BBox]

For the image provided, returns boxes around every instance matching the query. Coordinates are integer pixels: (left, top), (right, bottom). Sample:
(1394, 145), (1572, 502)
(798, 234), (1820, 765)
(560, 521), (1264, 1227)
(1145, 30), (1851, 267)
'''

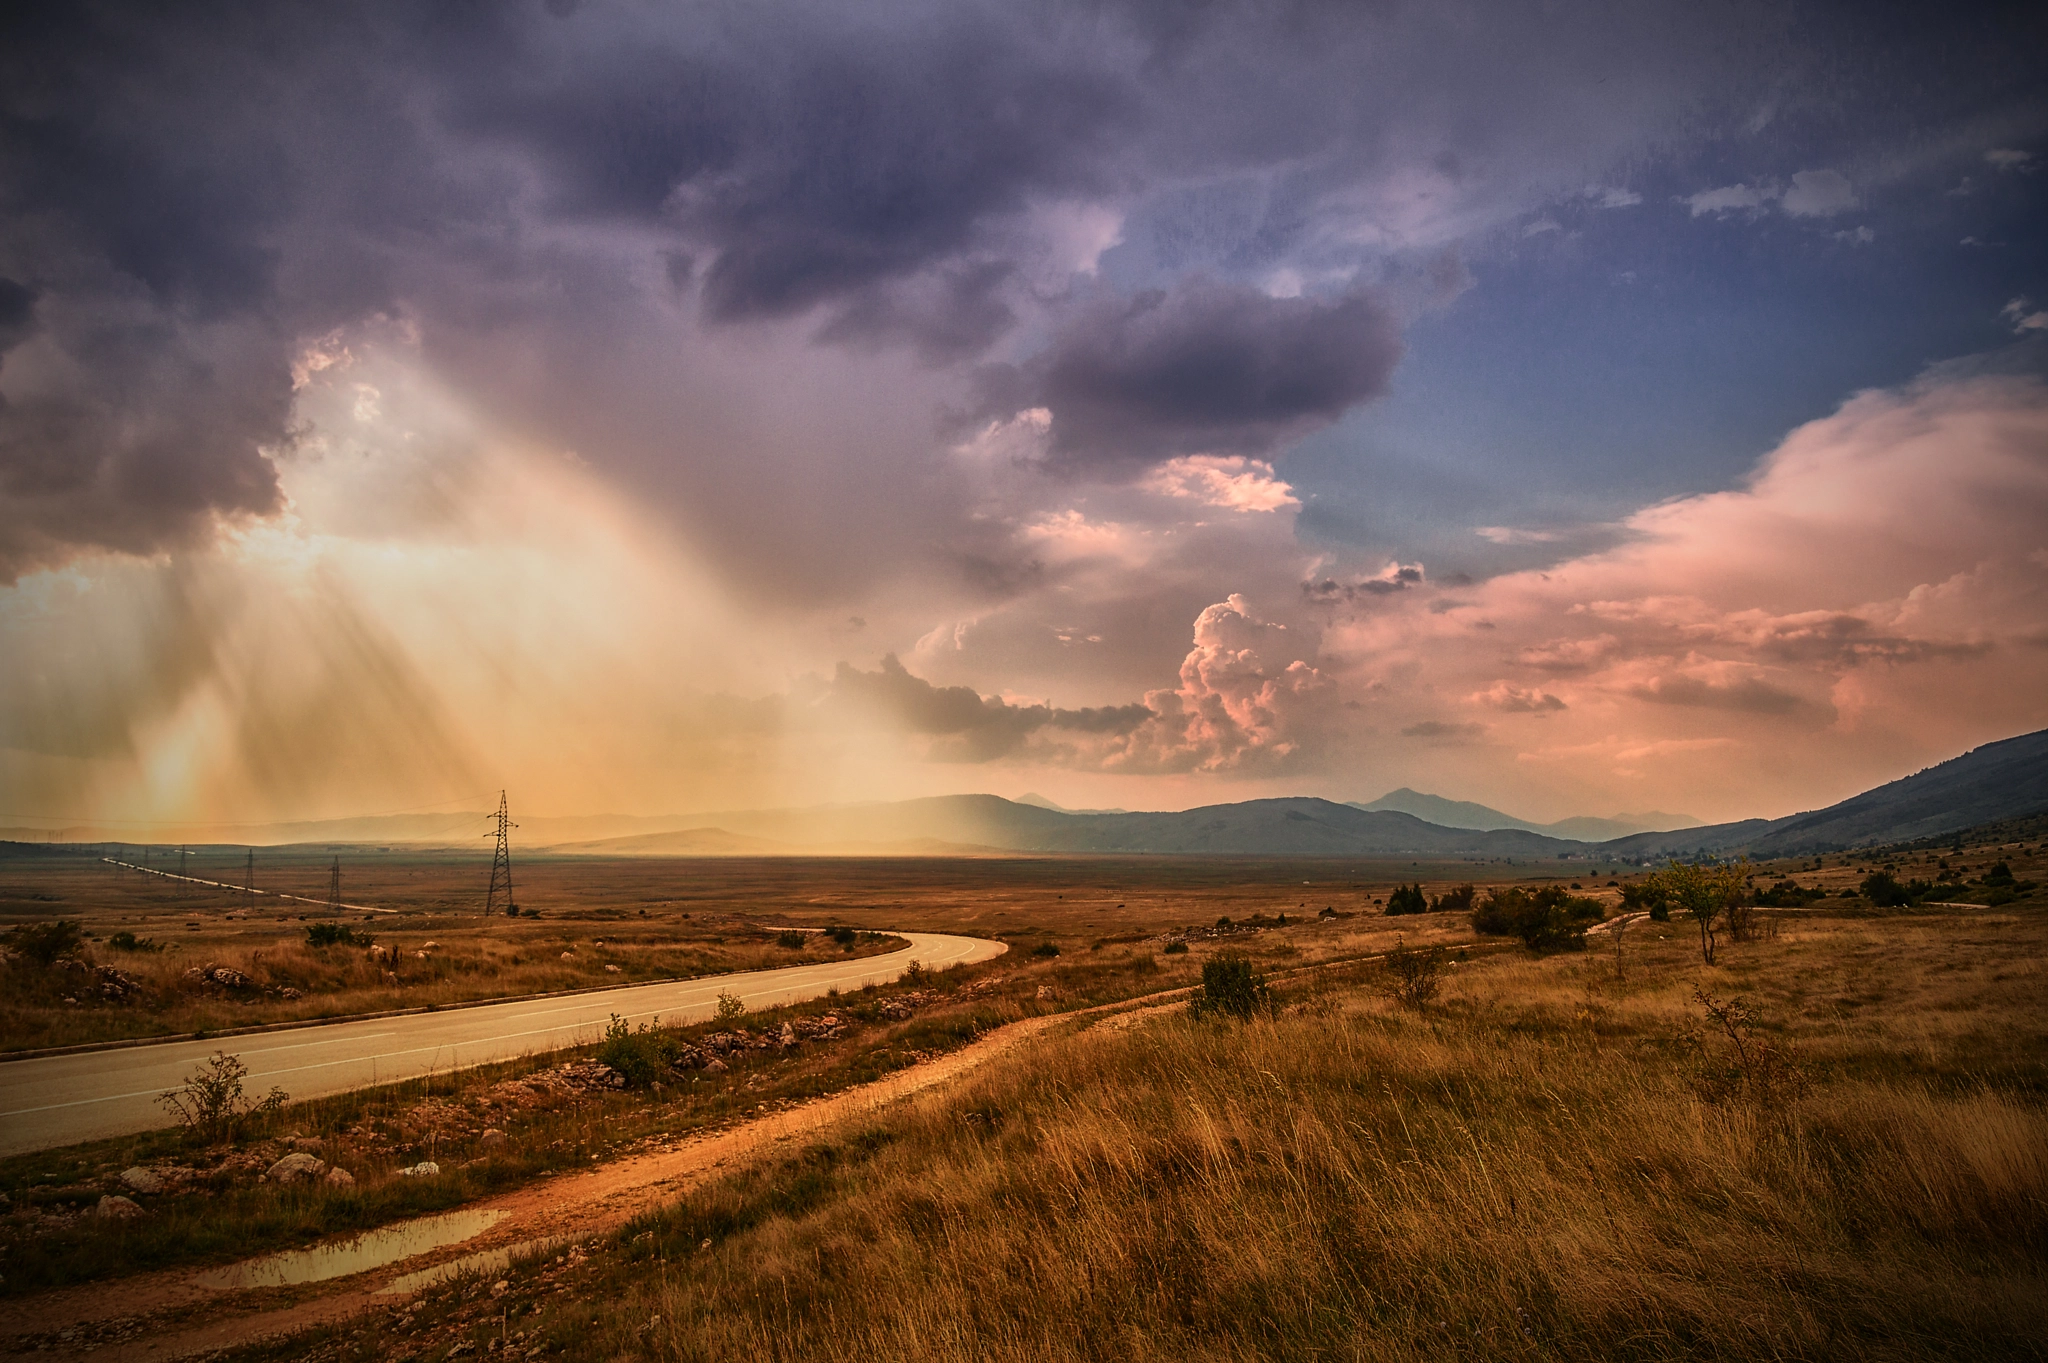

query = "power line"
(485, 791), (516, 917)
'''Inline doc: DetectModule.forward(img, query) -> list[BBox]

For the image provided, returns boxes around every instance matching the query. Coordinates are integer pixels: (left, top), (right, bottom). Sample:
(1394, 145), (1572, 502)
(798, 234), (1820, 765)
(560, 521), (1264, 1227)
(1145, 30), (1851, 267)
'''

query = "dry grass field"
(1, 832), (2043, 1359)
(372, 904), (2047, 1363)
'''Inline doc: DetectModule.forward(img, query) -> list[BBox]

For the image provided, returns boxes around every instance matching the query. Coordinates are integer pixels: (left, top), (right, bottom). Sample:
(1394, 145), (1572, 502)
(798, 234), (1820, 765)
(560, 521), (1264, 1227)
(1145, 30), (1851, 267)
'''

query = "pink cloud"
(1327, 371), (2048, 817)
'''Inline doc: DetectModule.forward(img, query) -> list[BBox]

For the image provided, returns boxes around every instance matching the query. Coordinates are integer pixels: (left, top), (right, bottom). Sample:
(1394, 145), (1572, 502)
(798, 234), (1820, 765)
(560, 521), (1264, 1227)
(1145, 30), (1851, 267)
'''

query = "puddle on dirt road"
(379, 1236), (566, 1296)
(194, 1208), (509, 1291)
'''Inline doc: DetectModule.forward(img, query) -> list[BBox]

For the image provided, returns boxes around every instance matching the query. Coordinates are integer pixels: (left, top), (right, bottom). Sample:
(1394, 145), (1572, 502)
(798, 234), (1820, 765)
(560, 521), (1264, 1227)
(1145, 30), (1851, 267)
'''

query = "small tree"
(713, 990), (747, 1024)
(1651, 861), (1748, 965)
(157, 1052), (286, 1145)
(1190, 953), (1271, 1021)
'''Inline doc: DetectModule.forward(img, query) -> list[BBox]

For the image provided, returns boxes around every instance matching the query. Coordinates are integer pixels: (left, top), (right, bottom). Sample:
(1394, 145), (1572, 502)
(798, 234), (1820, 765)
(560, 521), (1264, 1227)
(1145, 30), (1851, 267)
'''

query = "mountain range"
(8, 728), (2043, 862)
(1346, 789), (1699, 842)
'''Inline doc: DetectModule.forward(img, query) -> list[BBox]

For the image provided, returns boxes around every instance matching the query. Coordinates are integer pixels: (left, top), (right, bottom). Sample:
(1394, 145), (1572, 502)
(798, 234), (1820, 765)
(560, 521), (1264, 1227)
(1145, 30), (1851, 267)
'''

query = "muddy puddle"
(380, 1236), (567, 1296)
(194, 1208), (509, 1291)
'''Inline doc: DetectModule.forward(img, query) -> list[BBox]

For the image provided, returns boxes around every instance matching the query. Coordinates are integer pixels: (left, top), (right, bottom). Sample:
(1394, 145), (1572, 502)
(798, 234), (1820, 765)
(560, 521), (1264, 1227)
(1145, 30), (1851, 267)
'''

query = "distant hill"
(1599, 728), (2048, 859)
(558, 793), (1584, 858)
(1350, 788), (1698, 841)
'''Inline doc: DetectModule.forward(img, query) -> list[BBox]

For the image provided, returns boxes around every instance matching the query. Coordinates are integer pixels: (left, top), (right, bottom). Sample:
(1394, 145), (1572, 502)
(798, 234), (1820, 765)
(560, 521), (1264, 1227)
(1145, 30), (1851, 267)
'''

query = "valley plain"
(0, 831), (2043, 1360)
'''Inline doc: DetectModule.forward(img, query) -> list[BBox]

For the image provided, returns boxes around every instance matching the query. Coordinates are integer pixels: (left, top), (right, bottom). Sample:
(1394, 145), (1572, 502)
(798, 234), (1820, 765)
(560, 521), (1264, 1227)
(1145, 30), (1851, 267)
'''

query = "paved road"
(0, 932), (1005, 1157)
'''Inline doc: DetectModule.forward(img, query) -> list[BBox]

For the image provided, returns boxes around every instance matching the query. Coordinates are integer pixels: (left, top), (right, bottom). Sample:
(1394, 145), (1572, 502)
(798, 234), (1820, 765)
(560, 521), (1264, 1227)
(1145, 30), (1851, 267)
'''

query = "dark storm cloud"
(979, 277), (1404, 471)
(828, 654), (1151, 762)
(4, 0), (2031, 588)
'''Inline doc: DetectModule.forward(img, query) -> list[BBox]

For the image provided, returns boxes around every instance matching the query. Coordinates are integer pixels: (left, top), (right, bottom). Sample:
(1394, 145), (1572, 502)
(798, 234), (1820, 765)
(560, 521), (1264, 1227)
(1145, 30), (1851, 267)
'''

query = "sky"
(2, 0), (2046, 832)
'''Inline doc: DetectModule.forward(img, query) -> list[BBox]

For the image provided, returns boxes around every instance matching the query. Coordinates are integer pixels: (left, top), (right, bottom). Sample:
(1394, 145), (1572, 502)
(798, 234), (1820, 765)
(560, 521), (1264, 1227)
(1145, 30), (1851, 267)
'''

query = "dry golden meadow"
(1, 837), (2044, 1360)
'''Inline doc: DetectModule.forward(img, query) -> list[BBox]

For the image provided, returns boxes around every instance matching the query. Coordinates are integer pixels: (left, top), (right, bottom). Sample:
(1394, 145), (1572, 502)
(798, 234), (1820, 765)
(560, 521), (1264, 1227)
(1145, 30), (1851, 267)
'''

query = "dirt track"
(1, 1005), (1099, 1361)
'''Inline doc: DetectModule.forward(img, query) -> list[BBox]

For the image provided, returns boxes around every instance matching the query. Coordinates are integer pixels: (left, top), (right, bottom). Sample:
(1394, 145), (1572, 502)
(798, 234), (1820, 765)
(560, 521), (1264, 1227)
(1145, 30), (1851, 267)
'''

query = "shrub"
(1190, 953), (1270, 1021)
(1031, 942), (1061, 959)
(1680, 988), (1806, 1110)
(1385, 883), (1428, 916)
(776, 930), (807, 949)
(1859, 870), (1931, 908)
(714, 990), (747, 1024)
(1380, 938), (1449, 1010)
(1470, 886), (1604, 952)
(829, 925), (857, 947)
(598, 1013), (672, 1088)
(1619, 880), (1670, 921)
(305, 923), (371, 948)
(157, 1051), (286, 1145)
(106, 931), (162, 952)
(4, 920), (85, 966)
(1429, 883), (1475, 914)
(1163, 941), (1189, 955)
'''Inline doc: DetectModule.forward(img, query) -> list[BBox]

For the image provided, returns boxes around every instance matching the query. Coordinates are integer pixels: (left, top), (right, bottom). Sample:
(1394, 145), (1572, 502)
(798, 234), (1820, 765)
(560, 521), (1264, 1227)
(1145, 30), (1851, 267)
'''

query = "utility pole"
(485, 791), (516, 916)
(327, 856), (343, 915)
(245, 847), (257, 914)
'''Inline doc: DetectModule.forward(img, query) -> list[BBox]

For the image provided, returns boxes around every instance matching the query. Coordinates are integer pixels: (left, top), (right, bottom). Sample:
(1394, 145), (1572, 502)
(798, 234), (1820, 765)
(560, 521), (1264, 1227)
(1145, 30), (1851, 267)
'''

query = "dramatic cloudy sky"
(3, 0), (2045, 830)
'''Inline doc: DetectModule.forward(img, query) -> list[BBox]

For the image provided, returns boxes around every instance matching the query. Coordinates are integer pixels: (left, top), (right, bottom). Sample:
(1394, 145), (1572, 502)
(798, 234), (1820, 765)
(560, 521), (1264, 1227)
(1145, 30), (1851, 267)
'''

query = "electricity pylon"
(245, 848), (256, 914)
(485, 791), (516, 916)
(327, 856), (343, 914)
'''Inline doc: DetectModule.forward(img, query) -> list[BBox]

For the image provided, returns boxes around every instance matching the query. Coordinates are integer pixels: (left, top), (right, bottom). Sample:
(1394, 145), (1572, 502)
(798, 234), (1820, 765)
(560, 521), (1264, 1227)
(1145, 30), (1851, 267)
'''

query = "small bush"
(714, 990), (747, 1024)
(305, 923), (371, 948)
(1380, 939), (1449, 1010)
(1163, 940), (1189, 955)
(106, 930), (162, 952)
(4, 920), (85, 966)
(776, 930), (807, 949)
(1190, 953), (1270, 1021)
(829, 925), (857, 947)
(157, 1051), (285, 1145)
(1385, 884), (1428, 916)
(1860, 870), (1932, 908)
(1471, 886), (1604, 952)
(598, 1013), (672, 1088)
(1680, 988), (1806, 1110)
(1429, 884), (1475, 914)
(1620, 879), (1670, 921)
(1031, 942), (1061, 959)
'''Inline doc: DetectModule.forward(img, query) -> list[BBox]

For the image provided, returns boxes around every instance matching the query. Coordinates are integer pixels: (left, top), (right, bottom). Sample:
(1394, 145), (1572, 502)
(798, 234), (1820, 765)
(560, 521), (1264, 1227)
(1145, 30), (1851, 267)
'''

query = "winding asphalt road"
(0, 932), (1005, 1158)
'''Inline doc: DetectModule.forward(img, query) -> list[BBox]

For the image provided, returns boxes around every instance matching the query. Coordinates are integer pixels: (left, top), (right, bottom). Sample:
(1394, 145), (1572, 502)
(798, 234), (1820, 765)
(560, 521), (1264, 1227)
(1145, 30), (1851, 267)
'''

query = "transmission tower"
(245, 847), (257, 914)
(327, 856), (343, 914)
(485, 791), (516, 916)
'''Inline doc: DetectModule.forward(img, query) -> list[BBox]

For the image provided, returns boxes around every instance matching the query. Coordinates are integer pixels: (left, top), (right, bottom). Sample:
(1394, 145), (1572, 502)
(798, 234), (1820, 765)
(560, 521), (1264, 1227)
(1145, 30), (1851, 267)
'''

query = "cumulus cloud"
(1624, 672), (1817, 715)
(1471, 681), (1567, 713)
(1685, 182), (1776, 216)
(825, 594), (1335, 774)
(978, 277), (1403, 473)
(1323, 369), (2048, 814)
(2004, 298), (2048, 333)
(1302, 562), (1425, 606)
(1779, 169), (1858, 216)
(823, 654), (1150, 763)
(1140, 455), (1299, 511)
(1402, 720), (1486, 740)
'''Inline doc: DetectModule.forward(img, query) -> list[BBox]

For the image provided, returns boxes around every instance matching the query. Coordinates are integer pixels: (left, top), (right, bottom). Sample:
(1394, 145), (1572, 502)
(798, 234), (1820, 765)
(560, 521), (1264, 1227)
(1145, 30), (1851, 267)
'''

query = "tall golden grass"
(563, 920), (2048, 1362)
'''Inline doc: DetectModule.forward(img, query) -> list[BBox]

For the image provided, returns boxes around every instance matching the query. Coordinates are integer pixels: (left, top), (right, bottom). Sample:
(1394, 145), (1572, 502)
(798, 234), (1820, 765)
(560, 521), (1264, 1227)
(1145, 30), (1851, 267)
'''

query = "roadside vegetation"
(0, 913), (905, 1053)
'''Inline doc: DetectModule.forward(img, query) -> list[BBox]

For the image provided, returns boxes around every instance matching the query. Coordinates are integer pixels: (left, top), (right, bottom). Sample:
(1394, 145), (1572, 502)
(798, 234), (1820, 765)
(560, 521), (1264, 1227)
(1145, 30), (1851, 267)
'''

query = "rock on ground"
(265, 1152), (329, 1184)
(119, 1167), (163, 1194)
(94, 1195), (142, 1219)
